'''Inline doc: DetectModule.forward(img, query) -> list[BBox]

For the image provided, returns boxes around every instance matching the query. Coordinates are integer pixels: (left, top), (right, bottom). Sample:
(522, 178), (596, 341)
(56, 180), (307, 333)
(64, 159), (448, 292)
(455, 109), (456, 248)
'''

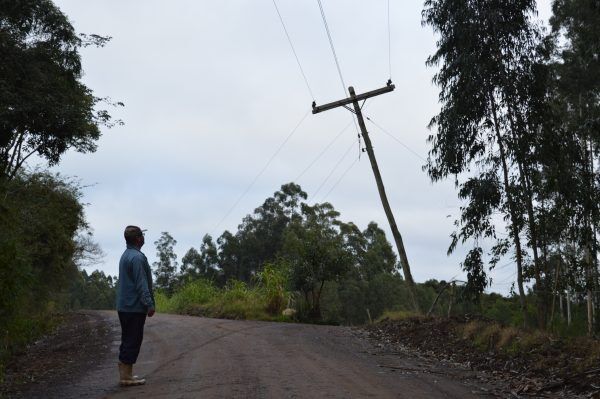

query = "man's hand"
(148, 308), (155, 317)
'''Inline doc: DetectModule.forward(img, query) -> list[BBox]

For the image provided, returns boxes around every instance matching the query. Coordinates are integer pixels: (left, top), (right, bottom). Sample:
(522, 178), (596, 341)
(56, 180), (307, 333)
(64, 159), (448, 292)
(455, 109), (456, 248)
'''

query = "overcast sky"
(49, 0), (553, 295)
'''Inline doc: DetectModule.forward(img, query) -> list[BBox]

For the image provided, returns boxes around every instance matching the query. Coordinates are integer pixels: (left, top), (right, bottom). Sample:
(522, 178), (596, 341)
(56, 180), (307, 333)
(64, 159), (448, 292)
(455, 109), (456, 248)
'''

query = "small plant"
(257, 262), (290, 315)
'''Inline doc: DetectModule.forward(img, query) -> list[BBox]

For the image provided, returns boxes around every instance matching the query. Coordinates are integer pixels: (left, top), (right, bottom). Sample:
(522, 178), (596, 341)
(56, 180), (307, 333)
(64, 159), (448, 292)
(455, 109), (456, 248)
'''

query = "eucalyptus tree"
(422, 0), (547, 325)
(180, 234), (220, 283)
(217, 183), (308, 282)
(338, 221), (398, 280)
(549, 0), (600, 334)
(153, 232), (179, 295)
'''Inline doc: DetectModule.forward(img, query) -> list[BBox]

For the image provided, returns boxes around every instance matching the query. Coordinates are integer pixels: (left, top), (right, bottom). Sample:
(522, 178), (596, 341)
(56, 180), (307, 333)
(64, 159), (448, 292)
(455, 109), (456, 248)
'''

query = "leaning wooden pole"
(348, 87), (420, 312)
(312, 81), (420, 312)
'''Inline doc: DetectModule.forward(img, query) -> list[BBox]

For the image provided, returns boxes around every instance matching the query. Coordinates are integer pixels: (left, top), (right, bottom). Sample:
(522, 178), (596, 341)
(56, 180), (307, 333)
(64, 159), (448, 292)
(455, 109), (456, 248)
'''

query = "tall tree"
(180, 234), (219, 283)
(422, 0), (545, 326)
(0, 0), (120, 179)
(153, 232), (178, 295)
(218, 183), (307, 282)
(549, 0), (600, 335)
(282, 202), (352, 319)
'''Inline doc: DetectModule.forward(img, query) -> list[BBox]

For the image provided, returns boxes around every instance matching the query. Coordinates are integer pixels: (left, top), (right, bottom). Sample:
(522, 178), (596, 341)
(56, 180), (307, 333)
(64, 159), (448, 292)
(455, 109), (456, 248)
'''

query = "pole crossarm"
(312, 80), (395, 114)
(309, 79), (421, 313)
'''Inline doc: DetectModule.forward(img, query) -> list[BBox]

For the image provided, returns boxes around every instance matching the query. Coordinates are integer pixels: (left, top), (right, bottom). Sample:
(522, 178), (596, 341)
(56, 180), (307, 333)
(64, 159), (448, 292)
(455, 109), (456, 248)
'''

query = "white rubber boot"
(118, 361), (146, 386)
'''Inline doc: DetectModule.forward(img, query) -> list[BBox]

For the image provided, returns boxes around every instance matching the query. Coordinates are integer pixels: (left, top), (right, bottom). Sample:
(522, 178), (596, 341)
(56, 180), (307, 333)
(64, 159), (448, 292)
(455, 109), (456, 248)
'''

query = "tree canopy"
(0, 0), (120, 179)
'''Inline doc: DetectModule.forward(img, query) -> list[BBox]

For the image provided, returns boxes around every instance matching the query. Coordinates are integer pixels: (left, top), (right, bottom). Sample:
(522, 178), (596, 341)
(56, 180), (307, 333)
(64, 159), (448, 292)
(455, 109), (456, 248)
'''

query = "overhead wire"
(495, 271), (517, 284)
(294, 121), (353, 183)
(272, 0), (315, 100)
(211, 109), (310, 235)
(316, 0), (346, 93)
(315, 0), (364, 155)
(364, 114), (426, 162)
(320, 155), (359, 202)
(312, 139), (356, 199)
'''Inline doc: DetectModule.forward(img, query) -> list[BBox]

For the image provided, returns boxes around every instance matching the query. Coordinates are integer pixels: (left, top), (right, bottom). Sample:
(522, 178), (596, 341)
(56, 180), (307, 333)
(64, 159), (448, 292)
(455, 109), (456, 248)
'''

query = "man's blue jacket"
(117, 245), (155, 313)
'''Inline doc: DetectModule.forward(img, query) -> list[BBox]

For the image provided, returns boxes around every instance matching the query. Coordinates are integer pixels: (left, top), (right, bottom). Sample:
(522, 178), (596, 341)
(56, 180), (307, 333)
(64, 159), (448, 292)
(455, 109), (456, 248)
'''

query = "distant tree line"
(423, 0), (600, 333)
(69, 269), (117, 310)
(151, 183), (414, 323)
(151, 182), (591, 328)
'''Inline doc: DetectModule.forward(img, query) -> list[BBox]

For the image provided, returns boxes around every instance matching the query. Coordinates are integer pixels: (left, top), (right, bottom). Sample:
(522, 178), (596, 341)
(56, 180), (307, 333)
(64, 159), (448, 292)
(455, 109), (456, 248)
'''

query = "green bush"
(155, 279), (290, 321)
(256, 262), (290, 315)
(0, 172), (87, 380)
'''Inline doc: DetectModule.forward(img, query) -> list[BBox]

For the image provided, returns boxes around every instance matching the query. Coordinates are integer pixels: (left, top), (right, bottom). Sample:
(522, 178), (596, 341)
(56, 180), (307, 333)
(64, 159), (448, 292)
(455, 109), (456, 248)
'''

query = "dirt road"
(25, 311), (493, 398)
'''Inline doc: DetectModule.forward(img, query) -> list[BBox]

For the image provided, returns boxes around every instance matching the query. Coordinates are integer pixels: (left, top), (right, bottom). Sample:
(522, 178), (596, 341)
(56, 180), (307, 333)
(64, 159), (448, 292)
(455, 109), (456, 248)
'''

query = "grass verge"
(155, 279), (293, 322)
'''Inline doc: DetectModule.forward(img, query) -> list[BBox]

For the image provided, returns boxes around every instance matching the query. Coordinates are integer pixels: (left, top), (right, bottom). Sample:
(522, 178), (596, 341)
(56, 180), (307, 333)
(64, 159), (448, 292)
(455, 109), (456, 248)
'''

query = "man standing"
(117, 225), (155, 386)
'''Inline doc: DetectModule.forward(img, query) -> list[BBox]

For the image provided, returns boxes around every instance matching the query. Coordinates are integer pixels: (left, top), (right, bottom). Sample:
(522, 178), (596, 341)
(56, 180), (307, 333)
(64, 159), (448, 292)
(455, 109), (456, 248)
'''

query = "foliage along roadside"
(154, 265), (294, 322)
(0, 171), (101, 382)
(423, 0), (600, 333)
(0, 0), (118, 383)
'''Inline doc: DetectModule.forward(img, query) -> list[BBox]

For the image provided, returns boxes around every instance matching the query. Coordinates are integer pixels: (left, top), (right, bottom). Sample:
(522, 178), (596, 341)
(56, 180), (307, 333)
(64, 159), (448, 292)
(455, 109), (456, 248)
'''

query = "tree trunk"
(507, 109), (546, 328)
(549, 253), (561, 327)
(489, 93), (528, 326)
(567, 291), (572, 326)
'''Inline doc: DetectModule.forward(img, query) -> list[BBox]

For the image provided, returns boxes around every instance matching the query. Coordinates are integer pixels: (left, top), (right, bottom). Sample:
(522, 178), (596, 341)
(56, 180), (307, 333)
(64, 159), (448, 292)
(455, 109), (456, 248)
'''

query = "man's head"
(124, 225), (145, 248)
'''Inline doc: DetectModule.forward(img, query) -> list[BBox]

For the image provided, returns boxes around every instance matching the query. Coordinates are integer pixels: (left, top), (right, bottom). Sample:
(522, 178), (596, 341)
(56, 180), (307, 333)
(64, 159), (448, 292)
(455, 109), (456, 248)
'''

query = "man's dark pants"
(118, 311), (147, 364)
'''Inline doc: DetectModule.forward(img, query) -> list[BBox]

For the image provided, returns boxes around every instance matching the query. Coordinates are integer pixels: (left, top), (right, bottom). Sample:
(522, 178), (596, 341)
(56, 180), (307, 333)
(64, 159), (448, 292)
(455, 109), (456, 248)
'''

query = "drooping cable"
(211, 109), (310, 235)
(320, 155), (359, 202)
(294, 121), (353, 183)
(272, 0), (315, 100)
(312, 139), (356, 199)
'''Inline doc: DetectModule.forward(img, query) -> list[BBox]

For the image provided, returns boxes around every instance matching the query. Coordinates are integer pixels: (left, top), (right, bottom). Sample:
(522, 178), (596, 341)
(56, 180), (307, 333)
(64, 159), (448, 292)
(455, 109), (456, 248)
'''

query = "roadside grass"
(155, 277), (293, 322)
(375, 309), (421, 322)
(459, 319), (600, 372)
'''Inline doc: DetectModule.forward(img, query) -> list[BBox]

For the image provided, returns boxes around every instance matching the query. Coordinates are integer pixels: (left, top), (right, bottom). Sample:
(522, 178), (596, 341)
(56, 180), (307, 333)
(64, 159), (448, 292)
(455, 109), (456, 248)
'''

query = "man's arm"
(131, 255), (155, 314)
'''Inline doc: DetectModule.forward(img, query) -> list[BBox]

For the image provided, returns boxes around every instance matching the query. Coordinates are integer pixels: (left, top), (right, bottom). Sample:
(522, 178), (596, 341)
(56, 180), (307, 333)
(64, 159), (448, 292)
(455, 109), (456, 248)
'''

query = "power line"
(312, 139), (356, 199)
(494, 271), (517, 284)
(211, 109), (310, 235)
(320, 155), (359, 202)
(316, 0), (346, 93)
(364, 114), (426, 162)
(272, 0), (315, 100)
(314, 1), (366, 163)
(494, 261), (514, 271)
(294, 121), (353, 183)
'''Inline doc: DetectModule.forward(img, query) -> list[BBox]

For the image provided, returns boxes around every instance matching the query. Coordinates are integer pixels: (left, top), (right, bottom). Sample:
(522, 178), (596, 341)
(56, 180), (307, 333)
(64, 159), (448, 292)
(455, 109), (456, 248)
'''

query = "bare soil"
(364, 316), (600, 398)
(1, 311), (116, 399)
(1, 311), (499, 398)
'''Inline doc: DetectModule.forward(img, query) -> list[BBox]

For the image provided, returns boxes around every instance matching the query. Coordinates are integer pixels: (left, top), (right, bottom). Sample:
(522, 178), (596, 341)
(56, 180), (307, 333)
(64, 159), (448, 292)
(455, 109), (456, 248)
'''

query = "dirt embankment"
(364, 316), (600, 398)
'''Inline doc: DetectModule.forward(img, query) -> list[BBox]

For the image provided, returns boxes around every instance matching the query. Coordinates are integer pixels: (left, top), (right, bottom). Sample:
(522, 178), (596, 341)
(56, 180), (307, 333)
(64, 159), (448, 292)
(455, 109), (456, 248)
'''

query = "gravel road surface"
(22, 311), (491, 398)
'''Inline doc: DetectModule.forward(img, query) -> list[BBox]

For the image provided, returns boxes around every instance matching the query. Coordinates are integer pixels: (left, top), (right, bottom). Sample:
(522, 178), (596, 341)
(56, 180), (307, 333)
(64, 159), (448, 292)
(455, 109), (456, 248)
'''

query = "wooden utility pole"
(312, 81), (420, 312)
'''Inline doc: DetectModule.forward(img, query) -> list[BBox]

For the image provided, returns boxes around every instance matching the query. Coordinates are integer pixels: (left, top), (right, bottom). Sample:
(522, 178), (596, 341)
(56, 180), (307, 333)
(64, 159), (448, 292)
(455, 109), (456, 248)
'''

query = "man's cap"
(124, 225), (147, 239)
